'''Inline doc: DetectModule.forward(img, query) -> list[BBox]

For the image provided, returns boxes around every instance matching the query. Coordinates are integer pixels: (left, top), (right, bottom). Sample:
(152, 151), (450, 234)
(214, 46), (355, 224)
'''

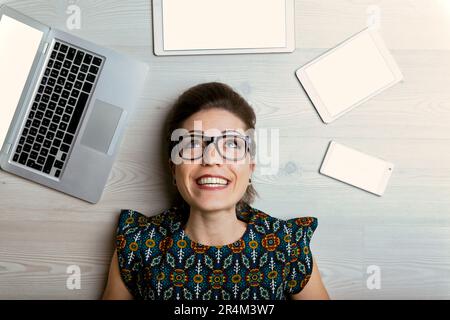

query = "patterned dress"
(116, 203), (318, 300)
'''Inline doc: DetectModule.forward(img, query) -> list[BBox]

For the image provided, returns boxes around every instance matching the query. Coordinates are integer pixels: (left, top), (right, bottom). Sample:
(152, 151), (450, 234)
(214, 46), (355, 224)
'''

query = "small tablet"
(319, 141), (394, 196)
(296, 28), (403, 123)
(152, 0), (295, 56)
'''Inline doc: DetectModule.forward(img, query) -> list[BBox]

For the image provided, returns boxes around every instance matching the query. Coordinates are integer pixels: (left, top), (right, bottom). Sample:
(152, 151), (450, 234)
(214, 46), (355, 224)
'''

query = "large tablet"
(152, 0), (295, 56)
(296, 28), (403, 123)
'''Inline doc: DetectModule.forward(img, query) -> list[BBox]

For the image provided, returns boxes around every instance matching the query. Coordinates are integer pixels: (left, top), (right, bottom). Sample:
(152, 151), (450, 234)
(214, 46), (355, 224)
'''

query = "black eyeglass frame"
(172, 133), (252, 161)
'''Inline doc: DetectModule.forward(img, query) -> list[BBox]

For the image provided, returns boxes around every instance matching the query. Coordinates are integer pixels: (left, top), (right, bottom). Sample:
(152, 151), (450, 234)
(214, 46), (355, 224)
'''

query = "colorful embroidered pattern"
(116, 203), (318, 300)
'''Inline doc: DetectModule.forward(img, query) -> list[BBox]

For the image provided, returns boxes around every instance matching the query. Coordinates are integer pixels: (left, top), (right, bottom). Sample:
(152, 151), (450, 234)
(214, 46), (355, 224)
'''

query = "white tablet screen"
(162, 0), (287, 50)
(304, 31), (396, 117)
(0, 14), (43, 147)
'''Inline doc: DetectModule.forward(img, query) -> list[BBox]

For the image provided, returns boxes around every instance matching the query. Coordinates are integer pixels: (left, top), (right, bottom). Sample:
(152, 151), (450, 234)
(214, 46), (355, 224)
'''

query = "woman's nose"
(202, 143), (222, 165)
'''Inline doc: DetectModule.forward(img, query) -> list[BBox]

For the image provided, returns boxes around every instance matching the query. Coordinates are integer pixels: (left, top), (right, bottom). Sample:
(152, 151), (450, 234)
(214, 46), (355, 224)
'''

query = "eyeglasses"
(173, 133), (252, 162)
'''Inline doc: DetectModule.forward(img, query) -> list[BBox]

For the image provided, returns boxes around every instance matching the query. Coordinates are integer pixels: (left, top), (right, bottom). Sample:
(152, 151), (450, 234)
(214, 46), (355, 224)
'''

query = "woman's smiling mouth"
(195, 175), (230, 190)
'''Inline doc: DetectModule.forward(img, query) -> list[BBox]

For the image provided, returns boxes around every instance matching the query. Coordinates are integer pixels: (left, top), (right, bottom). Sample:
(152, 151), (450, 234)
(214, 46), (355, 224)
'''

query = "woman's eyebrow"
(221, 129), (243, 135)
(186, 129), (244, 135)
(187, 130), (204, 134)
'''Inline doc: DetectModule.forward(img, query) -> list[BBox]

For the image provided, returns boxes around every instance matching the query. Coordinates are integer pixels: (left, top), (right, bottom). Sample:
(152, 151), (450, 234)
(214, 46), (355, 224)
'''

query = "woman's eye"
(225, 138), (241, 149)
(185, 139), (202, 149)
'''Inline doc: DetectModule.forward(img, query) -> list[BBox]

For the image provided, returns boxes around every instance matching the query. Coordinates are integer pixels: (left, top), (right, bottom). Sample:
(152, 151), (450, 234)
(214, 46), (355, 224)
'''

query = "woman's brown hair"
(164, 82), (258, 212)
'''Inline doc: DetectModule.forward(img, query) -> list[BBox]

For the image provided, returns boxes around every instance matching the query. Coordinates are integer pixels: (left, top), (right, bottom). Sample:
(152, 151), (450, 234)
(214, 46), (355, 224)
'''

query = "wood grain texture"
(0, 0), (449, 299)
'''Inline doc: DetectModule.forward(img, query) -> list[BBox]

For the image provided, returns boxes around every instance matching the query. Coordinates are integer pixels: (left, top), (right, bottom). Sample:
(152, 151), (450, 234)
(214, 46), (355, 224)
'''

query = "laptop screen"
(0, 14), (43, 148)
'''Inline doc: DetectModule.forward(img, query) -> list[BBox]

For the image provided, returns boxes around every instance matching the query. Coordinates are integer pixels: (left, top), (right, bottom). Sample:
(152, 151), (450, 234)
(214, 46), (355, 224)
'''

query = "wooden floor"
(1, 0), (449, 299)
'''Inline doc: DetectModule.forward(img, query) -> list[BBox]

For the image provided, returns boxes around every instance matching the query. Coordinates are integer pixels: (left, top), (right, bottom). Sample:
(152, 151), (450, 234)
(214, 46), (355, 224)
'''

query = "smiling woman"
(102, 82), (329, 300)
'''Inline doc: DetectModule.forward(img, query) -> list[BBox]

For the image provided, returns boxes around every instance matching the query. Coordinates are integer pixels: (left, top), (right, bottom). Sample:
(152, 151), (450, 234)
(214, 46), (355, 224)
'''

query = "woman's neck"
(183, 205), (247, 246)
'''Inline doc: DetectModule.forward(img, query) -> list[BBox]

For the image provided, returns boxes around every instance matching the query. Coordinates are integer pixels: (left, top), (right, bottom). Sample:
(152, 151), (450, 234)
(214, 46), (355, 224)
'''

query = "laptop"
(0, 5), (149, 203)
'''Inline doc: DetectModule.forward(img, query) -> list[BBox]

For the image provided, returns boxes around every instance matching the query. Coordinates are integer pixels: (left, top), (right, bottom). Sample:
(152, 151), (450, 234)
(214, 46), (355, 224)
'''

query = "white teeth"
(197, 177), (228, 185)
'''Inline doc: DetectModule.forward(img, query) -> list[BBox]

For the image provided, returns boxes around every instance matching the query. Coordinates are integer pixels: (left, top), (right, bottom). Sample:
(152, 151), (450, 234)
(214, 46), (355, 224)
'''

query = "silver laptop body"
(0, 5), (149, 203)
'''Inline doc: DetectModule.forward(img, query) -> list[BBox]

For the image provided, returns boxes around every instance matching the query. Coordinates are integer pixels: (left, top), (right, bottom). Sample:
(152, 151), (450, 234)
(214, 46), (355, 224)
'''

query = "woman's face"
(171, 108), (255, 212)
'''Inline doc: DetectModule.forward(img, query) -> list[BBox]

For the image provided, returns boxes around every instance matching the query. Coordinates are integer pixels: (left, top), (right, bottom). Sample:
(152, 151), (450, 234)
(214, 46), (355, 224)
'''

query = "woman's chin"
(191, 199), (235, 212)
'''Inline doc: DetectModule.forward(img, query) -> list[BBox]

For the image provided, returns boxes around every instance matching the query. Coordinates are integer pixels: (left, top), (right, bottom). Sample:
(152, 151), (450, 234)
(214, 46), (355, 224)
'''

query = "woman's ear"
(250, 162), (256, 174)
(168, 159), (175, 176)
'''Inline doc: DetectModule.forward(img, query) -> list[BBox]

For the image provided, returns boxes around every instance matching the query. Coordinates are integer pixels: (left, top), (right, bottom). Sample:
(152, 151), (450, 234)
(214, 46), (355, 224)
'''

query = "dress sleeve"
(115, 209), (145, 299)
(284, 216), (318, 295)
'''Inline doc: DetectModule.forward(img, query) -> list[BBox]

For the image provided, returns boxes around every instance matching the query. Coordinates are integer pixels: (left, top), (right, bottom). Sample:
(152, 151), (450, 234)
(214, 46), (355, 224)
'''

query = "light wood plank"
(0, 0), (449, 299)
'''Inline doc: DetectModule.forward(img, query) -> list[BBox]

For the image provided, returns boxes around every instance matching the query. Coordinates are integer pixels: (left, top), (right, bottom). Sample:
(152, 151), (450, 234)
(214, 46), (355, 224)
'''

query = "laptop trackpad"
(80, 99), (124, 155)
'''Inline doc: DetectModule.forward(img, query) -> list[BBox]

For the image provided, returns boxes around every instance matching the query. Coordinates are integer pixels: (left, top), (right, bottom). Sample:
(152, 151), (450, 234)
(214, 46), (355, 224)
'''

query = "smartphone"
(319, 141), (394, 196)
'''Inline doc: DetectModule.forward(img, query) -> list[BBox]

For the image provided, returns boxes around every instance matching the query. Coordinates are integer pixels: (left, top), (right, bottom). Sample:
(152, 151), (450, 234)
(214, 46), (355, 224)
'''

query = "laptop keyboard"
(11, 40), (103, 178)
